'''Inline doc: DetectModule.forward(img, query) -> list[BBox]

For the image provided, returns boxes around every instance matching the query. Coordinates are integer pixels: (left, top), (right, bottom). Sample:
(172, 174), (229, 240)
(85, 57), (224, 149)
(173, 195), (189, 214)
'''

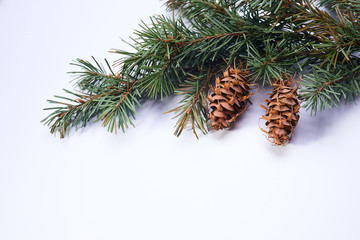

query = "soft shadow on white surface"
(294, 100), (359, 145)
(1, 1), (360, 240)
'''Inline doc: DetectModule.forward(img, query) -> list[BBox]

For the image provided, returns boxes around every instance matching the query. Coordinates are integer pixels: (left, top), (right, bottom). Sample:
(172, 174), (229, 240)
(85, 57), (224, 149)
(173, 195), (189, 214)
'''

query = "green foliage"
(113, 15), (193, 99)
(69, 57), (121, 95)
(296, 1), (360, 68)
(245, 38), (305, 85)
(320, 0), (360, 16)
(42, 86), (140, 138)
(166, 72), (211, 138)
(42, 59), (141, 138)
(43, 0), (360, 138)
(166, 0), (244, 17)
(300, 59), (360, 114)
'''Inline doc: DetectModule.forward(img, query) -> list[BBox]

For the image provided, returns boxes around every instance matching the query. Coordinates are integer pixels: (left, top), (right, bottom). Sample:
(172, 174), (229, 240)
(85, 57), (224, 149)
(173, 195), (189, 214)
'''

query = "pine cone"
(261, 76), (300, 145)
(208, 65), (251, 130)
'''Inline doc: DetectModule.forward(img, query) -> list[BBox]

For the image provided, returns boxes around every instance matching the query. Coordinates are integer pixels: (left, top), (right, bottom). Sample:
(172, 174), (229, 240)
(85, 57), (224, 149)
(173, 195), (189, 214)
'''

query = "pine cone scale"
(208, 65), (252, 131)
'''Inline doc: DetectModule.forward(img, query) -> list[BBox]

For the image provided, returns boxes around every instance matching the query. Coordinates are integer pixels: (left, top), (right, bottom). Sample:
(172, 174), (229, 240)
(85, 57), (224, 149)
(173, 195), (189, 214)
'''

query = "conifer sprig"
(112, 15), (193, 99)
(69, 57), (121, 95)
(42, 85), (141, 138)
(42, 0), (360, 138)
(300, 59), (360, 114)
(166, 0), (242, 18)
(296, 1), (360, 67)
(166, 71), (212, 138)
(42, 59), (141, 138)
(245, 39), (304, 85)
(320, 0), (360, 17)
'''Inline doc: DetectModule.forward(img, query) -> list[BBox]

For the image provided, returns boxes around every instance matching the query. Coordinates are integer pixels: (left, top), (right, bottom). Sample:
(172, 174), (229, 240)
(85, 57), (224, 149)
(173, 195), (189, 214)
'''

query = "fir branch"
(320, 0), (360, 17)
(300, 60), (360, 114)
(245, 38), (304, 85)
(166, 72), (212, 138)
(42, 81), (141, 138)
(42, 0), (360, 139)
(113, 13), (253, 98)
(180, 32), (247, 66)
(69, 57), (123, 95)
(246, 0), (287, 13)
(112, 15), (193, 99)
(99, 81), (140, 133)
(185, 32), (243, 45)
(166, 0), (262, 38)
(166, 0), (243, 17)
(295, 0), (360, 67)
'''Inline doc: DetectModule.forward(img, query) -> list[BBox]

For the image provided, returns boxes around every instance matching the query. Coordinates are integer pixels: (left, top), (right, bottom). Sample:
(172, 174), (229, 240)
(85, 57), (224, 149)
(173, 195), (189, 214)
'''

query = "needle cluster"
(43, 0), (360, 139)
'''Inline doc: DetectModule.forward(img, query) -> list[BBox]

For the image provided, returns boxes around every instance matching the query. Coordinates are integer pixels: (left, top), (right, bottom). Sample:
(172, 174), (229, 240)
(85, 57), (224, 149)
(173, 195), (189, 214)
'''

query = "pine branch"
(112, 14), (252, 99)
(300, 59), (360, 114)
(320, 0), (360, 17)
(69, 57), (123, 95)
(296, 0), (360, 67)
(42, 81), (141, 138)
(247, 0), (287, 13)
(166, 0), (243, 17)
(166, 71), (212, 138)
(42, 0), (360, 139)
(114, 1), (316, 95)
(165, 0), (266, 41)
(99, 81), (140, 133)
(245, 38), (305, 85)
(111, 15), (200, 100)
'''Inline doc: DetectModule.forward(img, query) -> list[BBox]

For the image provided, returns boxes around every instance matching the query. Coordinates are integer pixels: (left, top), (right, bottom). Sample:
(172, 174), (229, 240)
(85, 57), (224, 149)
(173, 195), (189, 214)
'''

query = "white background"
(1, 0), (360, 239)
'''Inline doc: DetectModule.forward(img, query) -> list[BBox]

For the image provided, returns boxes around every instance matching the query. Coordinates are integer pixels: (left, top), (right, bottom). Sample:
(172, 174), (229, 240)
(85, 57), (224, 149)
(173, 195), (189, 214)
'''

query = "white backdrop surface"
(1, 0), (360, 239)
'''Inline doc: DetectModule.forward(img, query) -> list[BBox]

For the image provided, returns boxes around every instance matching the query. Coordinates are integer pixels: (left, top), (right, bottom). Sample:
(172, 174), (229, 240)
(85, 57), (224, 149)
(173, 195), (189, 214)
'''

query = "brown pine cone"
(261, 76), (300, 145)
(208, 65), (252, 130)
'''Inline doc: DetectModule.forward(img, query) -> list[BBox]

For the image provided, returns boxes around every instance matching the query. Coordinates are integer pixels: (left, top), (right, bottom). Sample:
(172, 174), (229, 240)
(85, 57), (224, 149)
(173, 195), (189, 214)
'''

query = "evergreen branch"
(113, 14), (253, 99)
(300, 60), (360, 114)
(99, 81), (139, 133)
(165, 0), (189, 10)
(185, 32), (243, 45)
(166, 0), (263, 38)
(166, 0), (243, 17)
(320, 0), (360, 17)
(246, 0), (287, 13)
(179, 32), (247, 66)
(112, 15), (194, 99)
(115, 1), (314, 97)
(295, 0), (360, 67)
(42, 81), (141, 138)
(42, 0), (360, 139)
(166, 72), (212, 138)
(69, 57), (123, 95)
(245, 38), (304, 85)
(42, 89), (114, 138)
